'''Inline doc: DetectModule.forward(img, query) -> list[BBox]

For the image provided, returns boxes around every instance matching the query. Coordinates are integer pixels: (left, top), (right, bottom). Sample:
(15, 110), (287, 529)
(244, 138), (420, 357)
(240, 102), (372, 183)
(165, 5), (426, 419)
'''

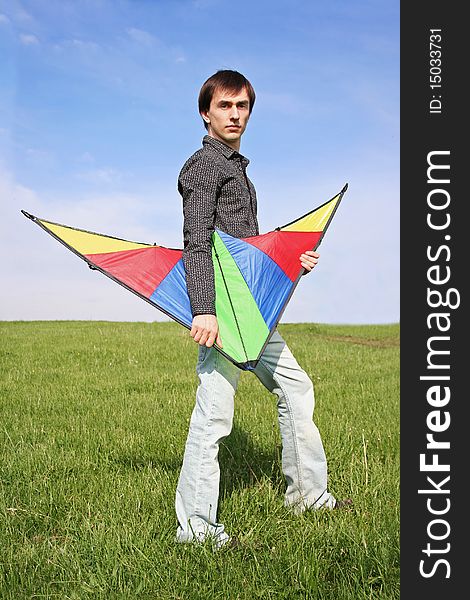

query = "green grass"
(0, 321), (399, 599)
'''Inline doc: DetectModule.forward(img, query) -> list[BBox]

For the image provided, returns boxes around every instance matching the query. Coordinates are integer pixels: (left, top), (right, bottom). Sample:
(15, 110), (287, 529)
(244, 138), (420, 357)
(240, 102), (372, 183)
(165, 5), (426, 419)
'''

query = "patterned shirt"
(178, 135), (259, 316)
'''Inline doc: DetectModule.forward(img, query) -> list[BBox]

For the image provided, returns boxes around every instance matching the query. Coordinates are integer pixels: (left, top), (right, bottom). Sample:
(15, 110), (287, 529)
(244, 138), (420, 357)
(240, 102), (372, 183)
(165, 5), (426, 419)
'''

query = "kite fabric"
(22, 183), (347, 370)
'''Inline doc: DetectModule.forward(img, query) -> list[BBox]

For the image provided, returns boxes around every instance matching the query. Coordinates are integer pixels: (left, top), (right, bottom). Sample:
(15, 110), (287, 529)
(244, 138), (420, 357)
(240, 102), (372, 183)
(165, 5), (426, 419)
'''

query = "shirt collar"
(202, 135), (250, 166)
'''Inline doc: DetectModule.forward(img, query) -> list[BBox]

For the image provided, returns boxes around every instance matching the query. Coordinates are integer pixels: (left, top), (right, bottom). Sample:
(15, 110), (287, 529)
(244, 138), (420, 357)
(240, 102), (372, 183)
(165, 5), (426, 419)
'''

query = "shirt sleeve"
(179, 153), (221, 317)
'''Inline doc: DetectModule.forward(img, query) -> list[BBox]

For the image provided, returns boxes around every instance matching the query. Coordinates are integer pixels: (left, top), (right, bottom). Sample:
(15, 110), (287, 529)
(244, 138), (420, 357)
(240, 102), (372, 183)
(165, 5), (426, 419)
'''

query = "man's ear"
(200, 111), (210, 124)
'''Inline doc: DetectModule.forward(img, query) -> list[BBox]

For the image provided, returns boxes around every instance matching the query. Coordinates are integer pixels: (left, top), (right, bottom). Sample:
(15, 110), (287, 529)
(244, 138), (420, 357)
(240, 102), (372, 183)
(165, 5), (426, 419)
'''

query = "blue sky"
(1, 0), (399, 324)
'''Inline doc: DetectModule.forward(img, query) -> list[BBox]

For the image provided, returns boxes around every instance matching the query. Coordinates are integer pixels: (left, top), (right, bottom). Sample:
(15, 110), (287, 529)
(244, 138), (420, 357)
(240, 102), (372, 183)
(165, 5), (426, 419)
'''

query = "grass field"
(0, 321), (399, 599)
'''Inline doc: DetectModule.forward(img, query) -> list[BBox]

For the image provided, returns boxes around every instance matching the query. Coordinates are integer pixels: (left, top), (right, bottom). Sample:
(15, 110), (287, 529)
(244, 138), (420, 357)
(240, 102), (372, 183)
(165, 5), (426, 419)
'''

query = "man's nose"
(229, 106), (240, 120)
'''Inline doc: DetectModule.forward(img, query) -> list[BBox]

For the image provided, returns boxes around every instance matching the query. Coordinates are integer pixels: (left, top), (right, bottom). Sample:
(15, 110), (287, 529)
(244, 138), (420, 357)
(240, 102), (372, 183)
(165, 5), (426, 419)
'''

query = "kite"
(21, 183), (347, 370)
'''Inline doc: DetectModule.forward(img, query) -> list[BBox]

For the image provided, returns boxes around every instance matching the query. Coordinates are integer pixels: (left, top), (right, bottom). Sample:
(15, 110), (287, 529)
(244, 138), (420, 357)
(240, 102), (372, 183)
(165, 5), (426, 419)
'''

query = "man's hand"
(190, 314), (223, 348)
(300, 250), (320, 273)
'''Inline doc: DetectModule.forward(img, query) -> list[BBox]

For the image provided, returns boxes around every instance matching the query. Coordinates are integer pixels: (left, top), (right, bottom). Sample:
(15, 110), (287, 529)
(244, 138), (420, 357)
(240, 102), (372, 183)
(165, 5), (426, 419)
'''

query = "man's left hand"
(300, 250), (320, 273)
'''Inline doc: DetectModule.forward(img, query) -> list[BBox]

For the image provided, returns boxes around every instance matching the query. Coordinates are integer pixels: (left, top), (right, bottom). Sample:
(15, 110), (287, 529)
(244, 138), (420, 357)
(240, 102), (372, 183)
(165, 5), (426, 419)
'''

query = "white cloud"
(69, 38), (100, 51)
(19, 33), (39, 45)
(15, 8), (34, 22)
(25, 146), (51, 159)
(77, 151), (94, 163)
(0, 168), (177, 322)
(76, 167), (126, 185)
(126, 27), (158, 47)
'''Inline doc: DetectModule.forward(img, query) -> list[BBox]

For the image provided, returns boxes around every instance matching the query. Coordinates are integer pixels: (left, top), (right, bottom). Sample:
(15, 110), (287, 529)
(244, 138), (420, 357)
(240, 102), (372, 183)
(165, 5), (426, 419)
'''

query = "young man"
(175, 70), (349, 548)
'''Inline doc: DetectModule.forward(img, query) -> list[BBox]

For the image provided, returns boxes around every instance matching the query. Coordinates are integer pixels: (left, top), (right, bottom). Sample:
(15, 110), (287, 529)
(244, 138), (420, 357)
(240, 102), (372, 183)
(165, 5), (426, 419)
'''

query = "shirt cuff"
(192, 306), (216, 317)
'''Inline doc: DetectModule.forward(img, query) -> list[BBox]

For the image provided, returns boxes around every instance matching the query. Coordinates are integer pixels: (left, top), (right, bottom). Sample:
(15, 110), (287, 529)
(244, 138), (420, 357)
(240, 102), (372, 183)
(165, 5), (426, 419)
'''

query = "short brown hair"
(198, 70), (256, 130)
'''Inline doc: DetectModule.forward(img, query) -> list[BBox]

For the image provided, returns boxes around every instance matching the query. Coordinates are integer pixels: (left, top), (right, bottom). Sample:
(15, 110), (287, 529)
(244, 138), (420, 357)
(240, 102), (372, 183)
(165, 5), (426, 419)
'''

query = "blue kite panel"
(216, 229), (293, 329)
(150, 259), (193, 327)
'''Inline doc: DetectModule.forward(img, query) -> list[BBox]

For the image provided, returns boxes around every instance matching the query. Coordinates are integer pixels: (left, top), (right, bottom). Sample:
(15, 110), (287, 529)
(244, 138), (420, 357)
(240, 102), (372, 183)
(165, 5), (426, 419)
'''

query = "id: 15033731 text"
(429, 29), (442, 114)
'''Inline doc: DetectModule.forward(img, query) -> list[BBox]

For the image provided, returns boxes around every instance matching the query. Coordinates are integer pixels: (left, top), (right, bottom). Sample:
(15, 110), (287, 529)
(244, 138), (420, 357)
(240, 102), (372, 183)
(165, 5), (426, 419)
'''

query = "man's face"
(201, 87), (251, 150)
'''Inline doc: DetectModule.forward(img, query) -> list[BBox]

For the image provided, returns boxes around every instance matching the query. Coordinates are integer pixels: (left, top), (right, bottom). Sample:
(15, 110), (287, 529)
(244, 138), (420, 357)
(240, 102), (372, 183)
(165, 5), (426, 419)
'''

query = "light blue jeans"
(175, 330), (335, 546)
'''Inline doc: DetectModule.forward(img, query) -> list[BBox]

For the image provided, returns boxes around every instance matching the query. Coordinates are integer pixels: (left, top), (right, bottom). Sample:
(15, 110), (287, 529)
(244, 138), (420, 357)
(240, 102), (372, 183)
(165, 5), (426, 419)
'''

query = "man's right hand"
(190, 314), (222, 348)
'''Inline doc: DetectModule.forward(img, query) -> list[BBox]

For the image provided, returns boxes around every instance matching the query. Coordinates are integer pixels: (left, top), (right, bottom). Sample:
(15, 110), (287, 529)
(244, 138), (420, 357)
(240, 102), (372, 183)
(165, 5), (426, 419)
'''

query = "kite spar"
(22, 183), (347, 370)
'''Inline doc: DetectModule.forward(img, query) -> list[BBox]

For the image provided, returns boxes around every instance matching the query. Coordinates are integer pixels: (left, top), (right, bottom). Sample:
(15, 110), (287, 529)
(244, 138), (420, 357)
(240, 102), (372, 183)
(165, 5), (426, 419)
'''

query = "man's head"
(198, 70), (256, 150)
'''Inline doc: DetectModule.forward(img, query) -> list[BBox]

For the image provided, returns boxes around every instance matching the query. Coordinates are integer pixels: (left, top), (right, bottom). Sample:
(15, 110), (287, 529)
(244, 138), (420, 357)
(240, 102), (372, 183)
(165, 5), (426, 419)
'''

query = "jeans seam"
(258, 357), (304, 497)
